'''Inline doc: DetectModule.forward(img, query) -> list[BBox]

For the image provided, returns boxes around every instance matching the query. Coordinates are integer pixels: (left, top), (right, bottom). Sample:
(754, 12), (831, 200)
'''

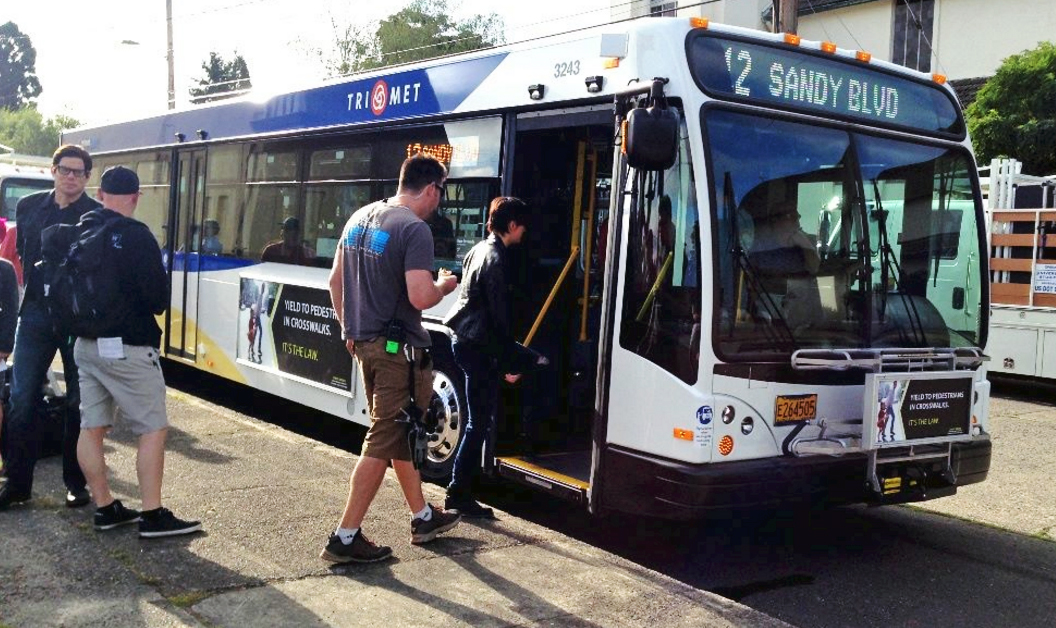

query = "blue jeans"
(4, 300), (85, 494)
(447, 340), (499, 501)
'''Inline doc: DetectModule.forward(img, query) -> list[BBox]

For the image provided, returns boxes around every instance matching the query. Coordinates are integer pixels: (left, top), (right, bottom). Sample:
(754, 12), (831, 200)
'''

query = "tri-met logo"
(347, 79), (423, 116)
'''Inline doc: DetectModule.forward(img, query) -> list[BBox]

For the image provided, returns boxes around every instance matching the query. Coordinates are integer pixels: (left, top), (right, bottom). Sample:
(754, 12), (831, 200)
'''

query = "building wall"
(799, 0), (1056, 80)
(799, 1), (893, 63)
(932, 0), (1056, 79)
(616, 0), (770, 29)
(612, 0), (1056, 80)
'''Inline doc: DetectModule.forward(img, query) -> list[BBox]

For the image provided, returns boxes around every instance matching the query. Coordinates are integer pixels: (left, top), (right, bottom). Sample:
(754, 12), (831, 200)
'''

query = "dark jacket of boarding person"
(0, 145), (99, 511)
(0, 258), (18, 474)
(72, 166), (202, 538)
(321, 154), (461, 564)
(442, 196), (546, 518)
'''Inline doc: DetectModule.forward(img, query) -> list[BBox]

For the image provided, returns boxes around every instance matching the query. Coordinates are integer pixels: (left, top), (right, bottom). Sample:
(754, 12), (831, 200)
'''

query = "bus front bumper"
(598, 439), (991, 519)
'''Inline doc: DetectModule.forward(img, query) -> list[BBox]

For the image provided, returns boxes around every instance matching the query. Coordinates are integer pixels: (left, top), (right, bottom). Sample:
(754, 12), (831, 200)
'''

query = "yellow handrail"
(524, 246), (580, 347)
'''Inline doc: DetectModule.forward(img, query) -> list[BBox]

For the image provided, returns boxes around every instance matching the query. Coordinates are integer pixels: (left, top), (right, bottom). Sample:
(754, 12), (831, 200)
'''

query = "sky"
(5, 0), (615, 127)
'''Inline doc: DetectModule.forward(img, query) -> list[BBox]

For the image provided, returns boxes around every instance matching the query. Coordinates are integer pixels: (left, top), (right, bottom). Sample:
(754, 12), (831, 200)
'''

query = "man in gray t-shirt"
(339, 199), (434, 348)
(322, 155), (461, 565)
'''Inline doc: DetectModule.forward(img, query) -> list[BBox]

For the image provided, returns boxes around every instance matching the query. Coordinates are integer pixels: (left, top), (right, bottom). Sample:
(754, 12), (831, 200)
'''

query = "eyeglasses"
(55, 165), (87, 178)
(432, 182), (446, 199)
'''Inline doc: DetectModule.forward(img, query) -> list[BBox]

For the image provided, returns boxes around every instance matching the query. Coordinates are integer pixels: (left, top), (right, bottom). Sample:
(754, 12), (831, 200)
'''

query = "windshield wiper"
(870, 179), (927, 344)
(725, 172), (796, 349)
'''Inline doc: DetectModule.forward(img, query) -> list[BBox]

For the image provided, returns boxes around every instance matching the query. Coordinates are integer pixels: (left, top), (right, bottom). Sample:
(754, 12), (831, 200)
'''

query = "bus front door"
(165, 148), (206, 360)
(489, 110), (615, 506)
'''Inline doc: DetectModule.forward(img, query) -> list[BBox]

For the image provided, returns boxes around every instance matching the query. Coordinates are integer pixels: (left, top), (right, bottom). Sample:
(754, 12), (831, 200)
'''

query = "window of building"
(650, 1), (676, 17)
(892, 0), (934, 72)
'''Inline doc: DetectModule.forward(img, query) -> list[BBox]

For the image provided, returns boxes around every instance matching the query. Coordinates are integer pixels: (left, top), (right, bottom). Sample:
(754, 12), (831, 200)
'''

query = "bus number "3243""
(554, 60), (581, 78)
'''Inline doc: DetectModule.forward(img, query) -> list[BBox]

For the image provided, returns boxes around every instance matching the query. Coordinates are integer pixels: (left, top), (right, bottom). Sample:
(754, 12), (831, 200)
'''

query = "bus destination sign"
(688, 34), (963, 136)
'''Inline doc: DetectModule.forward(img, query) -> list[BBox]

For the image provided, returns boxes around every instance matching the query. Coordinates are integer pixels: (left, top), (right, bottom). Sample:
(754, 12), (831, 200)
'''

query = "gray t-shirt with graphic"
(338, 199), (434, 347)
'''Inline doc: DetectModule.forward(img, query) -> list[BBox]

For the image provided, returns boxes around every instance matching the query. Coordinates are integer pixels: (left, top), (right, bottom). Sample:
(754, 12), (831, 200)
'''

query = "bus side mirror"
(624, 105), (679, 171)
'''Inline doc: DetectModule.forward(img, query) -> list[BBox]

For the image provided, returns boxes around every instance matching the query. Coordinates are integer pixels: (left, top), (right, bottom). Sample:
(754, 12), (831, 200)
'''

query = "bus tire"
(421, 346), (466, 482)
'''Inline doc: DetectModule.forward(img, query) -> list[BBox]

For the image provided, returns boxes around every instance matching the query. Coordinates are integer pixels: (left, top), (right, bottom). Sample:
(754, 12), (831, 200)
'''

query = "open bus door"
(488, 108), (615, 506)
(164, 148), (206, 360)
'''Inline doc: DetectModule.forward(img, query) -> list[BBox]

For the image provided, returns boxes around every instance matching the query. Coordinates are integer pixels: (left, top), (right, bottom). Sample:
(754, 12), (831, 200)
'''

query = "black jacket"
(16, 190), (101, 305)
(443, 235), (512, 352)
(0, 259), (17, 354)
(78, 209), (169, 347)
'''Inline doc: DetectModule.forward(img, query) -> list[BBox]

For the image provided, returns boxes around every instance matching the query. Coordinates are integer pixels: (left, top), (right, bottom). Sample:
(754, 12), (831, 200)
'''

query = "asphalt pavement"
(0, 385), (791, 628)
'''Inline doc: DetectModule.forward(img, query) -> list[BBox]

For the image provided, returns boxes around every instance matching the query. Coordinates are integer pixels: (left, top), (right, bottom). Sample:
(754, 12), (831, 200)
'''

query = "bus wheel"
(421, 354), (466, 481)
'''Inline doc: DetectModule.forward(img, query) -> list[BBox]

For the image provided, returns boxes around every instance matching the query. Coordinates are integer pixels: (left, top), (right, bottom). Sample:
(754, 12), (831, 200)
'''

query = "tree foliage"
(966, 42), (1056, 175)
(327, 0), (504, 76)
(0, 107), (79, 157)
(188, 52), (252, 104)
(0, 22), (43, 110)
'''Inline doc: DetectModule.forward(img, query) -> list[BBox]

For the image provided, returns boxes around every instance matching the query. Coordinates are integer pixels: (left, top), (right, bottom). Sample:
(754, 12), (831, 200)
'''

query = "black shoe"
(320, 530), (393, 564)
(0, 483), (32, 511)
(444, 497), (495, 519)
(138, 508), (202, 538)
(66, 489), (91, 508)
(94, 500), (141, 531)
(410, 505), (461, 544)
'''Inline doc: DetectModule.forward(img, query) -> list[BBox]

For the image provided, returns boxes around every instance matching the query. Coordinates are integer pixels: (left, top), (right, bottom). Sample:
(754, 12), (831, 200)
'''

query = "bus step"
(496, 454), (590, 504)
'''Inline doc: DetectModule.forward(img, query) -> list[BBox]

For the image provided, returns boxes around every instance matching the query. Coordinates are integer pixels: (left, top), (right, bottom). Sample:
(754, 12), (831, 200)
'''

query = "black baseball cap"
(100, 166), (140, 195)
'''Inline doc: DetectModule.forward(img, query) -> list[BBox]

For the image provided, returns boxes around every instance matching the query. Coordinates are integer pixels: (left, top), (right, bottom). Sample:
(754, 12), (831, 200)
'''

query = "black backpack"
(39, 213), (126, 338)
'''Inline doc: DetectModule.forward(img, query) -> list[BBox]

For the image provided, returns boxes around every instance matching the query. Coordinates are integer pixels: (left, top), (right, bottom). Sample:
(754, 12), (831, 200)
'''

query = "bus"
(1, 162), (52, 223)
(63, 17), (991, 518)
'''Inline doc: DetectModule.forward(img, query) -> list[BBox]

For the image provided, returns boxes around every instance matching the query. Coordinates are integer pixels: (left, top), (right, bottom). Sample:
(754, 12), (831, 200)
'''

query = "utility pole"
(166, 0), (175, 109)
(777, 0), (799, 34)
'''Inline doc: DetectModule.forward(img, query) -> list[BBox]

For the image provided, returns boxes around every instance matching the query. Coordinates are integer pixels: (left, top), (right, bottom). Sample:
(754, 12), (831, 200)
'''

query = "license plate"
(775, 394), (818, 424)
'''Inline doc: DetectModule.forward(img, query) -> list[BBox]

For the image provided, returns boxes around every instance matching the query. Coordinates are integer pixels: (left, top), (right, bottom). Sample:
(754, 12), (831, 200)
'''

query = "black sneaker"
(66, 489), (91, 508)
(94, 500), (141, 531)
(410, 505), (461, 544)
(138, 508), (202, 538)
(320, 531), (393, 564)
(0, 483), (31, 511)
(444, 496), (495, 519)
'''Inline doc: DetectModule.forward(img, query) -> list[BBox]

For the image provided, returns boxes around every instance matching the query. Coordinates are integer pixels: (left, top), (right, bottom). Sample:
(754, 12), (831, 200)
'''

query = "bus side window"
(618, 119), (702, 384)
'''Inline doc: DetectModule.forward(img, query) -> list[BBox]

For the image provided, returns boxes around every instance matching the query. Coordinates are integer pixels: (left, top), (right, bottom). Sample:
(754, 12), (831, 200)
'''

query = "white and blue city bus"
(64, 17), (991, 518)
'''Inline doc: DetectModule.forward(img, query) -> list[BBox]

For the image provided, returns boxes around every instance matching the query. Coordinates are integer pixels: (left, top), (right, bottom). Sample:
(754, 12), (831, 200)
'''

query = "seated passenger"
(747, 200), (822, 331)
(261, 217), (315, 265)
(201, 219), (222, 255)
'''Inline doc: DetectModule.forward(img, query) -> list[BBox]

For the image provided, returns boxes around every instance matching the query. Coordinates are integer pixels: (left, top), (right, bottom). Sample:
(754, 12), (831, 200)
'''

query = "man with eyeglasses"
(0, 145), (100, 510)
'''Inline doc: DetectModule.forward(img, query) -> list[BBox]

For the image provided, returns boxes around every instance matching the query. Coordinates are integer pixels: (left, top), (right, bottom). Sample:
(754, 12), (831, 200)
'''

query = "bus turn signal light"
(674, 428), (693, 441)
(719, 435), (734, 456)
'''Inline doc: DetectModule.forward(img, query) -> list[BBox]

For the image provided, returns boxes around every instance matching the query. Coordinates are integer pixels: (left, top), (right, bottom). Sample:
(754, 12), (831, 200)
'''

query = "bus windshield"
(707, 109), (984, 359)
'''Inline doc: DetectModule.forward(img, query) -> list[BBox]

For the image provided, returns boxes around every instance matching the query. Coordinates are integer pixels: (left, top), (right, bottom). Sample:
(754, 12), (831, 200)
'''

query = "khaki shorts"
(355, 338), (432, 461)
(75, 339), (168, 436)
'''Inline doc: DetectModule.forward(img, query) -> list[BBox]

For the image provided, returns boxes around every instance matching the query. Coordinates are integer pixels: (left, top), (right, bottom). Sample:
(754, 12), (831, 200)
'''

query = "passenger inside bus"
(261, 217), (316, 265)
(201, 219), (223, 255)
(747, 199), (823, 331)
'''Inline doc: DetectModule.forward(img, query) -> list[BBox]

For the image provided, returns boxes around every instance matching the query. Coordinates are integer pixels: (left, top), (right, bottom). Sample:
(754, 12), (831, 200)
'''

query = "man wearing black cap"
(261, 216), (316, 265)
(72, 166), (201, 538)
(0, 145), (98, 511)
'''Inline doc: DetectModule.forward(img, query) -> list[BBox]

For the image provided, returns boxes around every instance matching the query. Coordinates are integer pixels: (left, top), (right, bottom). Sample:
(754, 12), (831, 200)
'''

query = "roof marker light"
(932, 73), (947, 84)
(856, 50), (872, 63)
(784, 33), (801, 46)
(690, 17), (709, 29)
(602, 57), (620, 69)
(821, 41), (837, 54)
